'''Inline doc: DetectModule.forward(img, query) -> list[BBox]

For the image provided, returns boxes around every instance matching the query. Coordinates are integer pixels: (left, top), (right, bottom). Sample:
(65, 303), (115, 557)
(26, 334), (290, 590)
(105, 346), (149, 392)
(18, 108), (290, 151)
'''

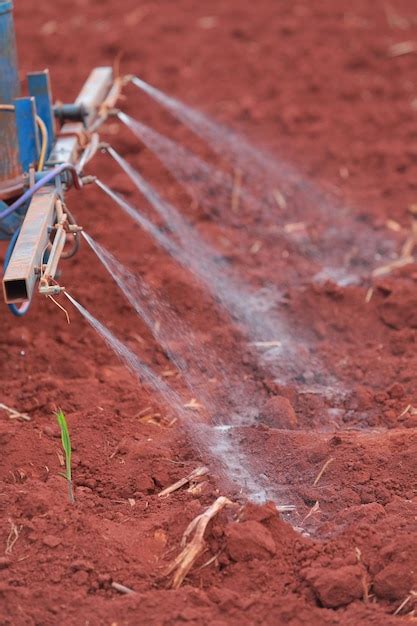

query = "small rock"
(262, 395), (298, 429)
(304, 564), (364, 608)
(49, 568), (63, 584)
(380, 287), (417, 330)
(387, 382), (405, 399)
(42, 425), (61, 439)
(98, 365), (128, 385)
(43, 535), (62, 549)
(55, 331), (72, 345)
(17, 489), (49, 518)
(374, 563), (412, 601)
(373, 536), (417, 601)
(73, 570), (89, 585)
(76, 487), (93, 498)
(0, 557), (10, 570)
(302, 370), (315, 384)
(70, 559), (94, 572)
(240, 501), (277, 523)
(151, 467), (172, 488)
(225, 520), (276, 561)
(97, 573), (112, 588)
(208, 588), (240, 611)
(133, 474), (155, 494)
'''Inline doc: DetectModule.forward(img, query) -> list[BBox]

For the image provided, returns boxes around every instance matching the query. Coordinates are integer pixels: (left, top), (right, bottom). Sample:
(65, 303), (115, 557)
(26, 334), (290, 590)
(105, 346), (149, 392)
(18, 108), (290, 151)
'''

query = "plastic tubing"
(36, 115), (48, 172)
(0, 163), (82, 222)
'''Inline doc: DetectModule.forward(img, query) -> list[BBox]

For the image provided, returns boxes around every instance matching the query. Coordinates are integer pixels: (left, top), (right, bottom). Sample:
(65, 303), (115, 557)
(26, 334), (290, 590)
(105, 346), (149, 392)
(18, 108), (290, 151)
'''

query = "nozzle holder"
(54, 103), (88, 126)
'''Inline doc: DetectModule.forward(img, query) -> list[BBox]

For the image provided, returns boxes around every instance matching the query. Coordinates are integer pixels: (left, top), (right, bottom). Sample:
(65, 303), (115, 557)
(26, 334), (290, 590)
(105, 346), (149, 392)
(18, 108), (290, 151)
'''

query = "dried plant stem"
(158, 466), (209, 498)
(313, 457), (334, 486)
(372, 255), (414, 277)
(0, 403), (31, 422)
(394, 595), (412, 616)
(301, 500), (320, 526)
(111, 581), (136, 595)
(5, 519), (21, 554)
(166, 496), (235, 588)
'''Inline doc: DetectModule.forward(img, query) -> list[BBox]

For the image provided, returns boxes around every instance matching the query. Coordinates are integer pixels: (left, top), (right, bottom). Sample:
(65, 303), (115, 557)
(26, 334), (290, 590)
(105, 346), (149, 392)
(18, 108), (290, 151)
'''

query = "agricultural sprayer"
(0, 1), (130, 316)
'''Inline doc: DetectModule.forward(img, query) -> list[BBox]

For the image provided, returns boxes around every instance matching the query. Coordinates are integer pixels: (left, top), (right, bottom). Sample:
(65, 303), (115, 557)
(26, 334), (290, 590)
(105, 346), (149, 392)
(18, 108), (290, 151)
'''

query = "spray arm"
(1, 63), (127, 311)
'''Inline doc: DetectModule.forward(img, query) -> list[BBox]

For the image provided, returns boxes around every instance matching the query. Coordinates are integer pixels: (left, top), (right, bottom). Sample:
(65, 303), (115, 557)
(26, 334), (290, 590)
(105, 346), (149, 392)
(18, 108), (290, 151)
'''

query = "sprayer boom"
(0, 1), (127, 315)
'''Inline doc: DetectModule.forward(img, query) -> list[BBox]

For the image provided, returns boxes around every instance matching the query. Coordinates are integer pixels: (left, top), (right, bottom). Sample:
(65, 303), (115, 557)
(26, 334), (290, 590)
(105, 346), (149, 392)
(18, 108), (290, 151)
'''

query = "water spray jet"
(64, 291), (187, 418)
(128, 75), (398, 278)
(65, 289), (284, 504)
(97, 154), (341, 397)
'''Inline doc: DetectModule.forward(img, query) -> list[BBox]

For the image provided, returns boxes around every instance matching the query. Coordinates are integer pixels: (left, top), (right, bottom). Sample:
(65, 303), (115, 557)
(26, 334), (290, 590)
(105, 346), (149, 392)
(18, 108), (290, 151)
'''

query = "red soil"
(2, 0), (417, 624)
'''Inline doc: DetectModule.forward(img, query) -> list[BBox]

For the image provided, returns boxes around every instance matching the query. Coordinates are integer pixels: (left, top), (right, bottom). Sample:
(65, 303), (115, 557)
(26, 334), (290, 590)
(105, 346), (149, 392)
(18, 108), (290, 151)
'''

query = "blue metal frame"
(0, 0), (21, 188)
(1, 0), (115, 316)
(14, 97), (40, 172)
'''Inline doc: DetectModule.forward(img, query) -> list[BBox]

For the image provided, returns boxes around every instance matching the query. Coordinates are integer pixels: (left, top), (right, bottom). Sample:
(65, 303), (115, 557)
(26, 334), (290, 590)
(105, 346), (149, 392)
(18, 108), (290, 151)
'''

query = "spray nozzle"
(80, 174), (97, 186)
(39, 280), (65, 297)
(98, 142), (111, 153)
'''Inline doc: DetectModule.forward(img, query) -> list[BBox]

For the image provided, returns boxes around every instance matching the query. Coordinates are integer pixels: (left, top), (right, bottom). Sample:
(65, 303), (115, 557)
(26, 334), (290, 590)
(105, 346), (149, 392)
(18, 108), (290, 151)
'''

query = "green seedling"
(56, 410), (75, 504)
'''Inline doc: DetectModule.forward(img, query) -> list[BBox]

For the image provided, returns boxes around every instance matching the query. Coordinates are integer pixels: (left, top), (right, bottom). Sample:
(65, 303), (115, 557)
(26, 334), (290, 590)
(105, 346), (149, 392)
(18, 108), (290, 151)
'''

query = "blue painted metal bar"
(0, 0), (21, 196)
(14, 97), (40, 172)
(28, 70), (55, 155)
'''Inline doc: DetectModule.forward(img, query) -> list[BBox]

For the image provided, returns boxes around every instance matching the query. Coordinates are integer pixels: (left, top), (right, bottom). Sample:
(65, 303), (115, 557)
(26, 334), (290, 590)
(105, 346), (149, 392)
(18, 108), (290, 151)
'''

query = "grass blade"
(56, 410), (74, 503)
